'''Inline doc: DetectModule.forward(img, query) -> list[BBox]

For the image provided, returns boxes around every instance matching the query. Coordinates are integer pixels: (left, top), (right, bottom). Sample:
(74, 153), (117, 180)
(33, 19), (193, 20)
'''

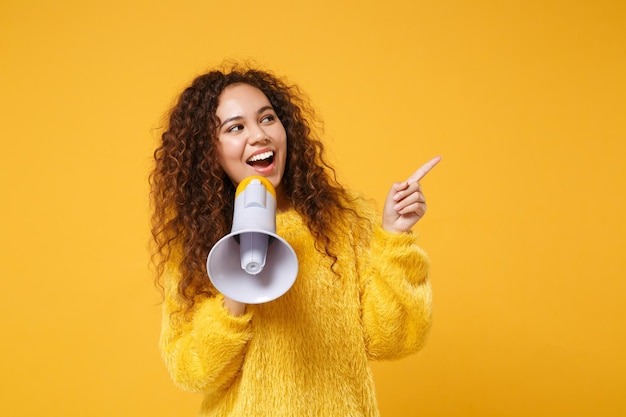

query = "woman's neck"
(275, 186), (291, 213)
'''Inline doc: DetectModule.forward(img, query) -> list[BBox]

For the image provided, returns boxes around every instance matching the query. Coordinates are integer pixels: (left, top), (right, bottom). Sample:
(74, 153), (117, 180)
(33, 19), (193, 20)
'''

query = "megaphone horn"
(206, 176), (299, 304)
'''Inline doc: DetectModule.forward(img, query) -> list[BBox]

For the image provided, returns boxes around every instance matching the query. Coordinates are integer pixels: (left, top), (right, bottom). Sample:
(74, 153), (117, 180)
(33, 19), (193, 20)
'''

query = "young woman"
(150, 64), (439, 416)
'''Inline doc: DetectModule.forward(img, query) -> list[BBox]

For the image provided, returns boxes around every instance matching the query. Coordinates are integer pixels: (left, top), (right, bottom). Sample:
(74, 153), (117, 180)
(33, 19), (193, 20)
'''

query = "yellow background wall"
(1, 0), (624, 416)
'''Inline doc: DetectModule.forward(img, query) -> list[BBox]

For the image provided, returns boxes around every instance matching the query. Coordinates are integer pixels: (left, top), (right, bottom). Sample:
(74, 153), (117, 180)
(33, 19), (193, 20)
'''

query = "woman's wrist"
(223, 296), (247, 317)
(381, 222), (411, 234)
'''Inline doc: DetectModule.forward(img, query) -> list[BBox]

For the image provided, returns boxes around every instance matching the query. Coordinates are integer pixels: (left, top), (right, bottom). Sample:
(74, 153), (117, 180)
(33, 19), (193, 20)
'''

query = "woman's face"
(215, 83), (287, 189)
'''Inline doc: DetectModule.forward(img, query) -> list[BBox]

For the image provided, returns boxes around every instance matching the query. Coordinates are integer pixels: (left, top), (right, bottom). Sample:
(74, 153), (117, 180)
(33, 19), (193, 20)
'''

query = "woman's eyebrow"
(219, 115), (242, 128)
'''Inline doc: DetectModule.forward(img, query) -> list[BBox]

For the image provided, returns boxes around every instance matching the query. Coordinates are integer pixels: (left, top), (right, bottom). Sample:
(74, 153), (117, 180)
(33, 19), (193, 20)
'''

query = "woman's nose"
(248, 125), (268, 144)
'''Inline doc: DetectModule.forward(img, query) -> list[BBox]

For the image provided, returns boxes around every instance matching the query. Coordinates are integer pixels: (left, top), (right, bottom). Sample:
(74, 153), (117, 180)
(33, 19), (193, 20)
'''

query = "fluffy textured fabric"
(160, 197), (432, 416)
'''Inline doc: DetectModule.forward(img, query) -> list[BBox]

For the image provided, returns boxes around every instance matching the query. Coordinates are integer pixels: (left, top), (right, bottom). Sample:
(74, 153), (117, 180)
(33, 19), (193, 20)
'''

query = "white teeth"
(247, 151), (273, 163)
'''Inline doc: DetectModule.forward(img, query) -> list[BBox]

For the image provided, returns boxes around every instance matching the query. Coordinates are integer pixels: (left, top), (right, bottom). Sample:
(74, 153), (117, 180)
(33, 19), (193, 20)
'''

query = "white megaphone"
(206, 176), (298, 304)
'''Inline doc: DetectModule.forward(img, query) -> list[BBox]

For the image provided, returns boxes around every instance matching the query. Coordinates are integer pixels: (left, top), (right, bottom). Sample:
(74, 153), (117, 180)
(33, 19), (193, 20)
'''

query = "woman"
(150, 64), (439, 416)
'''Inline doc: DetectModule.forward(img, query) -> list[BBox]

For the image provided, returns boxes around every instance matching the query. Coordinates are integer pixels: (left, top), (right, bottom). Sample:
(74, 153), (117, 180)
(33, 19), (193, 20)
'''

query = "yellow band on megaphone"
(235, 176), (277, 199)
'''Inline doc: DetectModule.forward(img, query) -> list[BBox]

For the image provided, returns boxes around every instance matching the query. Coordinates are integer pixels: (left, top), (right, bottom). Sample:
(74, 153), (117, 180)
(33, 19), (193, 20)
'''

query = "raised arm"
(360, 157), (440, 359)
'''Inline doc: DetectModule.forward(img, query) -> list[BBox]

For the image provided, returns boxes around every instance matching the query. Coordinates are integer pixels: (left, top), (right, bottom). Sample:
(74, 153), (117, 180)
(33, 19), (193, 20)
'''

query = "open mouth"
(247, 151), (274, 168)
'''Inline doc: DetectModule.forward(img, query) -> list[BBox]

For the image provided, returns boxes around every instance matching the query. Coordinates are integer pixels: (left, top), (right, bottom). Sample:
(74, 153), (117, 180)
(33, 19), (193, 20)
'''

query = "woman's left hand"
(382, 156), (441, 233)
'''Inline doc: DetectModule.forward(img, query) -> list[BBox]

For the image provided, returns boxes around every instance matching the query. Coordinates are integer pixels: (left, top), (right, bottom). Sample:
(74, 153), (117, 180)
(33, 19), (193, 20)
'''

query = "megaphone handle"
(239, 232), (269, 274)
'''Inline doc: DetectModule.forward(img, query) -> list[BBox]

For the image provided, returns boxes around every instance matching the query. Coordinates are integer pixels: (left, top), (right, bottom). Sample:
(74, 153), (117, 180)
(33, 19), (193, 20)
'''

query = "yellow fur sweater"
(160, 199), (432, 416)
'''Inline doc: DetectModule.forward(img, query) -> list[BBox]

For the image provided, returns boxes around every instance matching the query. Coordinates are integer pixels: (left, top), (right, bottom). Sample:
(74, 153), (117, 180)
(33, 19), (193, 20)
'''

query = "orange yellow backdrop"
(1, 0), (624, 416)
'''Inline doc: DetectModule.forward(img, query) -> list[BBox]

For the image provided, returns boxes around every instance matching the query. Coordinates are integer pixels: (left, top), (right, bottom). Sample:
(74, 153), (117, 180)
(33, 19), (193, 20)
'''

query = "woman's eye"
(227, 124), (243, 133)
(261, 115), (275, 123)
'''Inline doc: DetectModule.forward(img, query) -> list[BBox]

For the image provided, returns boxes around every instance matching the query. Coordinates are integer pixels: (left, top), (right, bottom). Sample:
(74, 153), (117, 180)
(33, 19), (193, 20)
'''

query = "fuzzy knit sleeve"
(359, 225), (433, 361)
(159, 261), (253, 394)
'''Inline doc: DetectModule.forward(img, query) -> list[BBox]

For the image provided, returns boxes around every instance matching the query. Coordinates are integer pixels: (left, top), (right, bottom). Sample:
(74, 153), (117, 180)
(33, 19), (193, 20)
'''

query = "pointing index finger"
(406, 156), (442, 183)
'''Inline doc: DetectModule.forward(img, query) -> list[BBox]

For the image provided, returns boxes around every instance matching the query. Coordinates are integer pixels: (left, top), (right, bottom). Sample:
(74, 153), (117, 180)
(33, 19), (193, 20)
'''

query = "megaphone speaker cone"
(206, 231), (299, 304)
